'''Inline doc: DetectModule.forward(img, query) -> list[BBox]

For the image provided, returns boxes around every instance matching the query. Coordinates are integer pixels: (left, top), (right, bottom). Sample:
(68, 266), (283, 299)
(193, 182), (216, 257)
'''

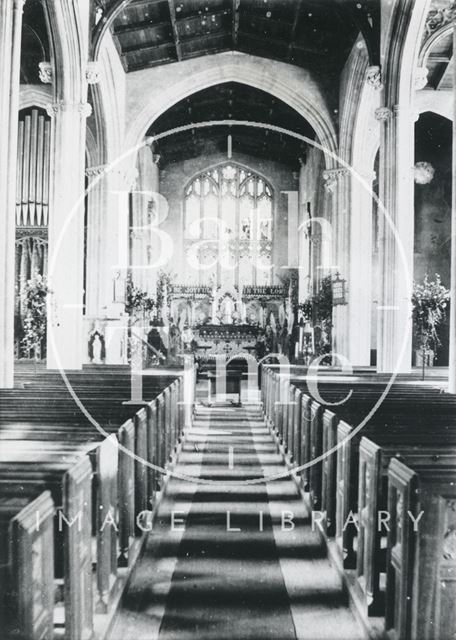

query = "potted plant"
(312, 275), (333, 360)
(21, 273), (52, 368)
(124, 273), (156, 364)
(412, 273), (450, 379)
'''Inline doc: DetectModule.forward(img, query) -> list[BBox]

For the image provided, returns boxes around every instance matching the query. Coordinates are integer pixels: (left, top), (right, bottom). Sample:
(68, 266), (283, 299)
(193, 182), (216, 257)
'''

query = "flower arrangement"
(312, 275), (333, 359)
(21, 273), (52, 360)
(298, 299), (313, 322)
(124, 273), (155, 320)
(412, 273), (450, 375)
(156, 270), (174, 320)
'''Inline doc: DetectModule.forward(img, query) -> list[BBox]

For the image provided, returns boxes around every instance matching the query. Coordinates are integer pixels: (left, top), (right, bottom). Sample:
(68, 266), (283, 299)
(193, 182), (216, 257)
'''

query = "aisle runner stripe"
(157, 405), (297, 640)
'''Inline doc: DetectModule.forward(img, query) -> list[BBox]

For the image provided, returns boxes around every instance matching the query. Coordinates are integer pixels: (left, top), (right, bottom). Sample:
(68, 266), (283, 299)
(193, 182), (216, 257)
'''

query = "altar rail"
(261, 365), (456, 639)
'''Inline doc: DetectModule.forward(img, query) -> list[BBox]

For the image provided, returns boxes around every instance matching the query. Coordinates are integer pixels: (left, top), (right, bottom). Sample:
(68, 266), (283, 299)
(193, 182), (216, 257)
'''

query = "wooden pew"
(0, 371), (188, 637)
(357, 437), (456, 616)
(0, 455), (93, 640)
(334, 419), (456, 570)
(0, 491), (54, 640)
(386, 459), (456, 640)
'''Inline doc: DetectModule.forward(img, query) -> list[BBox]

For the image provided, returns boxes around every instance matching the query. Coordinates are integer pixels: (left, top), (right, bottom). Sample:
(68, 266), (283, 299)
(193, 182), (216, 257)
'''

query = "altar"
(163, 281), (295, 361)
(194, 324), (259, 358)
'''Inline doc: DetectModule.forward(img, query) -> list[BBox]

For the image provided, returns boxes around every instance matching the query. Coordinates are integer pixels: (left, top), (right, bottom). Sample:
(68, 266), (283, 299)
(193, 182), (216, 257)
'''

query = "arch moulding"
(123, 52), (338, 169)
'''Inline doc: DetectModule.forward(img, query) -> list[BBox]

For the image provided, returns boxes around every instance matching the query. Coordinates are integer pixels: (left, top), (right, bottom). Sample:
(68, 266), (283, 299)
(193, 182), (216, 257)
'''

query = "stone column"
(130, 143), (160, 295)
(85, 164), (107, 317)
(347, 169), (376, 367)
(322, 168), (350, 359)
(375, 104), (414, 373)
(147, 150), (161, 298)
(449, 24), (456, 393)
(0, 0), (24, 387)
(298, 159), (311, 303)
(46, 100), (91, 370)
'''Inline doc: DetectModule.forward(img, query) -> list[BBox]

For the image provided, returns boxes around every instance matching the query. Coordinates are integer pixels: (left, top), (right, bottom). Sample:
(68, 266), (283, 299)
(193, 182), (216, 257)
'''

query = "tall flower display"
(412, 273), (450, 377)
(21, 273), (52, 360)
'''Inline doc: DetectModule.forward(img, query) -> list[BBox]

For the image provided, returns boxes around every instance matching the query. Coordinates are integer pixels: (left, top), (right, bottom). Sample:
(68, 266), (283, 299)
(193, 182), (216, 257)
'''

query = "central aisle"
(110, 403), (365, 640)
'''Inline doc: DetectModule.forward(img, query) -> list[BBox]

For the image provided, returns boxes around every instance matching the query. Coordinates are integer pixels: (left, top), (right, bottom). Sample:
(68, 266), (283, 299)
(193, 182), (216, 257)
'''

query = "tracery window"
(184, 163), (273, 288)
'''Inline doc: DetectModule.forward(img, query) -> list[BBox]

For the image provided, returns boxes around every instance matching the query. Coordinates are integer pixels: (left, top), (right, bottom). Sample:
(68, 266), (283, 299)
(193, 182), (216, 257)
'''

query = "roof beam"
(92, 0), (166, 59)
(232, 0), (240, 47)
(238, 31), (321, 56)
(167, 0), (182, 61)
(121, 39), (175, 55)
(113, 17), (171, 36)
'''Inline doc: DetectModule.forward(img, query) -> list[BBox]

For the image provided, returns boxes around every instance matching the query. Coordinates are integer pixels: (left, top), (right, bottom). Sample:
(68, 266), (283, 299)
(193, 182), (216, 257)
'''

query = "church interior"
(1, 0), (456, 639)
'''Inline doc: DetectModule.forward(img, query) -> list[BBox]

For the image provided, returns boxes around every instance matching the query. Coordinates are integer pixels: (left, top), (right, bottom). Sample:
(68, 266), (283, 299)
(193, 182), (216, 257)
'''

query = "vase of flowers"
(21, 273), (52, 366)
(124, 273), (155, 322)
(412, 274), (450, 380)
(313, 275), (333, 360)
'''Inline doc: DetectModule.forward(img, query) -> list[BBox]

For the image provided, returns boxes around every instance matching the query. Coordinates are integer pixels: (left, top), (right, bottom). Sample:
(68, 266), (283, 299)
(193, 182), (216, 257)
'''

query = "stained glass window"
(184, 163), (273, 287)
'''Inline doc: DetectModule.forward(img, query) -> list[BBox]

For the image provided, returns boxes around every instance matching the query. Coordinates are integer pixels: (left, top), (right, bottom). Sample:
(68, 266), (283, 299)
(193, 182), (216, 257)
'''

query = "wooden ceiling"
(147, 81), (314, 166)
(106, 0), (379, 74)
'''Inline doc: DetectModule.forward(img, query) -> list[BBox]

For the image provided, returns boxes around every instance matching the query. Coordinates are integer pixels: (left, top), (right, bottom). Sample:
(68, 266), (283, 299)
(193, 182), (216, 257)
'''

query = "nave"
(1, 362), (456, 639)
(111, 403), (364, 640)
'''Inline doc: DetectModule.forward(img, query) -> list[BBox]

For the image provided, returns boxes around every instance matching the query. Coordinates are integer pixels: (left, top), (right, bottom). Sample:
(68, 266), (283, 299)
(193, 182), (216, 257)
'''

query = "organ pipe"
(16, 120), (23, 225)
(36, 114), (44, 226)
(16, 107), (51, 228)
(43, 119), (50, 226)
(22, 114), (31, 226)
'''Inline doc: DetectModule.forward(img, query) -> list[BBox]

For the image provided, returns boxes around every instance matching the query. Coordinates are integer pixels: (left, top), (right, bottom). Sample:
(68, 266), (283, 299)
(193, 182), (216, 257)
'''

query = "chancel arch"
(123, 52), (338, 169)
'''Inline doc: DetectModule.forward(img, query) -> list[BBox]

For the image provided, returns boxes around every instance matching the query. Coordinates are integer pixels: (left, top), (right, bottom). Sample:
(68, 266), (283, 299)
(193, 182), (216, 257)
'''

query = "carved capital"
(425, 3), (456, 38)
(38, 61), (53, 84)
(45, 100), (92, 118)
(322, 169), (348, 194)
(86, 61), (101, 85)
(375, 107), (392, 122)
(366, 65), (382, 90)
(415, 66), (429, 90)
(85, 164), (107, 177)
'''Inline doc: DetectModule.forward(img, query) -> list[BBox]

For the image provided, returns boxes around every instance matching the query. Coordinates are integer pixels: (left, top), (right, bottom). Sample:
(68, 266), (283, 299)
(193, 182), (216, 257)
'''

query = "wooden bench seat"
(386, 460), (456, 640)
(0, 456), (93, 640)
(0, 370), (189, 639)
(357, 438), (456, 616)
(0, 491), (55, 640)
(261, 366), (456, 639)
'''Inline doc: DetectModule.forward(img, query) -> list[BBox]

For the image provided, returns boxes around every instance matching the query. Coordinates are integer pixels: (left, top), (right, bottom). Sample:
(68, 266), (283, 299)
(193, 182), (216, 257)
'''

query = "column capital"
(366, 65), (382, 90)
(322, 168), (349, 193)
(86, 61), (101, 85)
(375, 106), (392, 122)
(85, 164), (107, 177)
(46, 100), (92, 118)
(425, 4), (456, 38)
(415, 66), (429, 91)
(38, 61), (53, 84)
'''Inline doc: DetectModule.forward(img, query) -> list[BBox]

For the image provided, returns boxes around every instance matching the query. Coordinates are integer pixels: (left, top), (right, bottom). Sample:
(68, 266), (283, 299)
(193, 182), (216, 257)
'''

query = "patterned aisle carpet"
(109, 403), (365, 640)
